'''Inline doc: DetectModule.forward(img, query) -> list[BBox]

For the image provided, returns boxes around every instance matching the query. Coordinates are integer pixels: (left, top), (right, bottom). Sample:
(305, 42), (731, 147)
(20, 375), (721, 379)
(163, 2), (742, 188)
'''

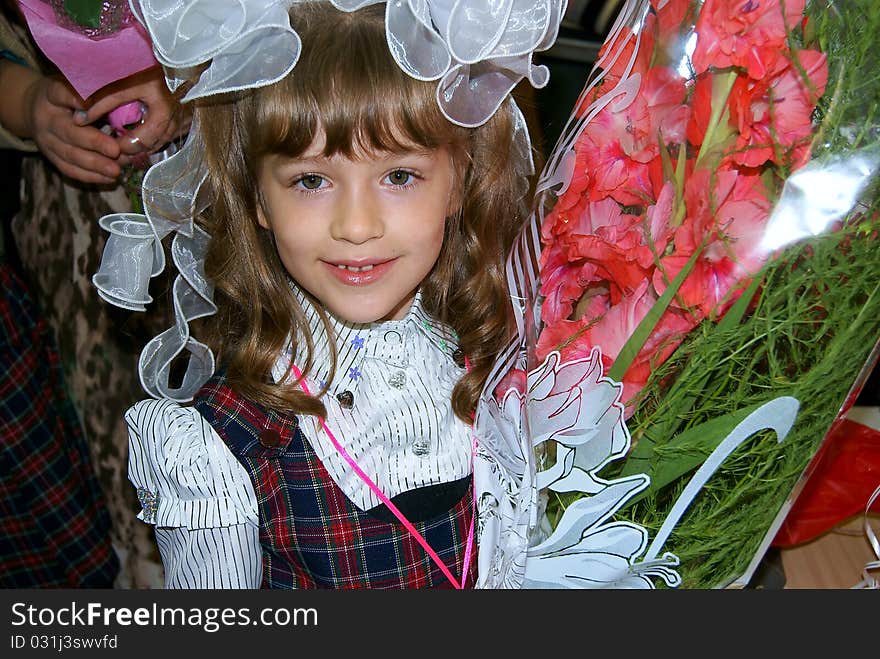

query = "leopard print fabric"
(12, 157), (171, 588)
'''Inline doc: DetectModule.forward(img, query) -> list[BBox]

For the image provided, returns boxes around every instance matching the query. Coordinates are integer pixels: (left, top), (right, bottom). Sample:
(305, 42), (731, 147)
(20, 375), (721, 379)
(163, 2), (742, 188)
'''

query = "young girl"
(109, 0), (551, 589)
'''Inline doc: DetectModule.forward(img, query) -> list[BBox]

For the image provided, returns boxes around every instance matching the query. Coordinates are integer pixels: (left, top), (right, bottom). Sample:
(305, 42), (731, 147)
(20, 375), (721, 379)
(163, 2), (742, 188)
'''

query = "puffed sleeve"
(126, 398), (262, 589)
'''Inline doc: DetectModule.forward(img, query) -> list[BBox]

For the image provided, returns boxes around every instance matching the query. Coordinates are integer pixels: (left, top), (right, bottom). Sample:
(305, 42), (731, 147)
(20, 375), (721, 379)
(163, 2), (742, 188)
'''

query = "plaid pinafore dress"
(193, 375), (476, 589)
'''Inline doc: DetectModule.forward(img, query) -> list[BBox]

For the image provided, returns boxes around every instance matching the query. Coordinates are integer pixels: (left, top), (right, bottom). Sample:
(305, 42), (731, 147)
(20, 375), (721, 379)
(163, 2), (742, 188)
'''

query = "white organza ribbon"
(852, 482), (880, 589)
(354, 0), (566, 127)
(134, 0), (565, 127)
(93, 114), (216, 401)
(131, 0), (302, 101)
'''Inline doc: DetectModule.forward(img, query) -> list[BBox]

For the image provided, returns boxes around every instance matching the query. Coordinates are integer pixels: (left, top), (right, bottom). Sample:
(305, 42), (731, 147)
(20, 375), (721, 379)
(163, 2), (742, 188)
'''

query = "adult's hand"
(20, 71), (123, 184)
(78, 66), (189, 162)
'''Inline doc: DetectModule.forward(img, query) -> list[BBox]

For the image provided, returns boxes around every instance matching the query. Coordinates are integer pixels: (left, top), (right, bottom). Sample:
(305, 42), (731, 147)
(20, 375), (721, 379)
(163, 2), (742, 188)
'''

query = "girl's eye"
(386, 170), (413, 186)
(295, 174), (325, 190)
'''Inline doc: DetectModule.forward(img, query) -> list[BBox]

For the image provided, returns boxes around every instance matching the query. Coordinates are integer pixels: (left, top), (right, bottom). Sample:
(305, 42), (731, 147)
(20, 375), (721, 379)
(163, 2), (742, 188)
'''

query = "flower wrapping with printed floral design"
(474, 0), (880, 589)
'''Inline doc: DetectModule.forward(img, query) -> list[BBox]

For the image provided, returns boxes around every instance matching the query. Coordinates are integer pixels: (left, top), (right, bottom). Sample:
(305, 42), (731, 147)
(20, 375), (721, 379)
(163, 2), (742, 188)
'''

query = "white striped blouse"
(126, 399), (262, 588)
(126, 290), (474, 588)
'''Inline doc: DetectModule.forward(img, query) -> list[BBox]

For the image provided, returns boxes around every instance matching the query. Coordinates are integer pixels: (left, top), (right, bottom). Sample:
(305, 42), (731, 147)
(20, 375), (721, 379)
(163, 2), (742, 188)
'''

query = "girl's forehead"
(293, 126), (441, 162)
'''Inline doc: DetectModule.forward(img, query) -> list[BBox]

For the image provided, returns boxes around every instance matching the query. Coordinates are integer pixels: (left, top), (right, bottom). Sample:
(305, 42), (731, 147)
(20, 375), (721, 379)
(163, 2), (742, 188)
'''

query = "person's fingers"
(117, 133), (147, 156)
(117, 104), (177, 155)
(43, 77), (85, 111)
(82, 65), (169, 122)
(61, 164), (118, 185)
(42, 144), (119, 185)
(82, 81), (150, 122)
(33, 82), (120, 160)
(58, 163), (118, 185)
(53, 115), (121, 159)
(77, 125), (122, 159)
(48, 133), (122, 180)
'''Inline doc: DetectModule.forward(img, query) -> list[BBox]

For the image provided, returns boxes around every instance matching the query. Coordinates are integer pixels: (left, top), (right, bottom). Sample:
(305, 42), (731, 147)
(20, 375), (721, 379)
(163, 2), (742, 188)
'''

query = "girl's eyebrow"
(274, 148), (438, 168)
(274, 151), (329, 166)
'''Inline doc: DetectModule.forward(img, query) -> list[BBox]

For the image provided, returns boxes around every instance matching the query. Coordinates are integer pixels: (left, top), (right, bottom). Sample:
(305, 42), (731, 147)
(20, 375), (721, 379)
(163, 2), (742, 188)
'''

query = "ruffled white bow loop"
(137, 226), (217, 402)
(133, 0), (302, 100)
(93, 214), (166, 311)
(332, 0), (566, 127)
(94, 113), (217, 401)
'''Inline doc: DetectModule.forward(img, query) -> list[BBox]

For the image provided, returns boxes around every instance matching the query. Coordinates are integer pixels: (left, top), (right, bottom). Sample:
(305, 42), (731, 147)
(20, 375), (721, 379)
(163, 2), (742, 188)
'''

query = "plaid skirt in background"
(0, 263), (118, 587)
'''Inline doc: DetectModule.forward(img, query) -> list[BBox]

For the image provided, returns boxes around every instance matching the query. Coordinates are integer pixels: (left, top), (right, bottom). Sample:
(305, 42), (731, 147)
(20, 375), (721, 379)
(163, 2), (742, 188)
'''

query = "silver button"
(336, 390), (354, 409)
(388, 370), (406, 389)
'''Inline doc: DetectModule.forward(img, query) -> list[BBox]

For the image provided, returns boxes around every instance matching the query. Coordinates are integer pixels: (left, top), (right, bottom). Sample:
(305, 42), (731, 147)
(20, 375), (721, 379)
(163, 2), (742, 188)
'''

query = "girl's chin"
(324, 294), (415, 324)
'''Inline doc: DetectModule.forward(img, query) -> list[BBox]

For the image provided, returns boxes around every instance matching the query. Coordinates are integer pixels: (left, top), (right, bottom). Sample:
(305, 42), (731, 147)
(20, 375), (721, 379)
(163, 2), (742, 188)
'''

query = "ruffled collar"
(275, 285), (461, 399)
(270, 283), (473, 511)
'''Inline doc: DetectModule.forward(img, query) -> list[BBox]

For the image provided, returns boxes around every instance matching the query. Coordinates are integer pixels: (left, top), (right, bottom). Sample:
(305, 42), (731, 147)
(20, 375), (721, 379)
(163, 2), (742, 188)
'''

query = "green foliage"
(63, 0), (105, 29)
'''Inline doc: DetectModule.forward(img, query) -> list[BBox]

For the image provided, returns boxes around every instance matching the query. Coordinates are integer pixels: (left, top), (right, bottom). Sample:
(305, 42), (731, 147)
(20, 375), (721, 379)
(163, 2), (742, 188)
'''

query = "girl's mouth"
(336, 263), (375, 272)
(324, 258), (396, 285)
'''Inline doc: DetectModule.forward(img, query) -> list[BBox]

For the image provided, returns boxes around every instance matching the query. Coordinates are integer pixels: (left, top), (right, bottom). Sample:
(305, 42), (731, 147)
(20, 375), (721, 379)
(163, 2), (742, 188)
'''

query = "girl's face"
(257, 134), (457, 323)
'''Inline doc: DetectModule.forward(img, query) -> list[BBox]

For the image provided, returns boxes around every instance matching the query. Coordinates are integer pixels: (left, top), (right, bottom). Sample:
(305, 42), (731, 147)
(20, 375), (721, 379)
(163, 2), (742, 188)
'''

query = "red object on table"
(773, 417), (880, 547)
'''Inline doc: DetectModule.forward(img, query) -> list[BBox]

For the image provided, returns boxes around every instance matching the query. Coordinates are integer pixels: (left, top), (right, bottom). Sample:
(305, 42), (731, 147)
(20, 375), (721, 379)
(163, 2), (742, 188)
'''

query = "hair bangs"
(248, 2), (464, 161)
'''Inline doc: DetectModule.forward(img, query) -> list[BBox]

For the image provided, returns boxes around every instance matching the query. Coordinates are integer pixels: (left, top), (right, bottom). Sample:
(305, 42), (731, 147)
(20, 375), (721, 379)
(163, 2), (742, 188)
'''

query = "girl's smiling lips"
(322, 257), (397, 286)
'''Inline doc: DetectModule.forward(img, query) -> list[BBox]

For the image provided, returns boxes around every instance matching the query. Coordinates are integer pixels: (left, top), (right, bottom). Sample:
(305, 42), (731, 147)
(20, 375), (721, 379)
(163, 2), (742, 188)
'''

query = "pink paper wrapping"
(18, 0), (157, 99)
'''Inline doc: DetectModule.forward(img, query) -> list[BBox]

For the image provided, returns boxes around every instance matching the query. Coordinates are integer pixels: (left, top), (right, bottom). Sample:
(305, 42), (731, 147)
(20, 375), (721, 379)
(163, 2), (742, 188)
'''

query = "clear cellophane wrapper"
(486, 0), (880, 588)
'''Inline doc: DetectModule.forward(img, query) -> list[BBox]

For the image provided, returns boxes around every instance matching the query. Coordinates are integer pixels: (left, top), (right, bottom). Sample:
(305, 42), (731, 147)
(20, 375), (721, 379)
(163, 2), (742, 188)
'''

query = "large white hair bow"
(331, 0), (566, 126)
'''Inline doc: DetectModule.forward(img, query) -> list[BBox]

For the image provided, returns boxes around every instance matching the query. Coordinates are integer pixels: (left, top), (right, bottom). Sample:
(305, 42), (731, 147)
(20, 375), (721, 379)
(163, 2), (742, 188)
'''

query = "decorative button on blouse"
(136, 486), (160, 524)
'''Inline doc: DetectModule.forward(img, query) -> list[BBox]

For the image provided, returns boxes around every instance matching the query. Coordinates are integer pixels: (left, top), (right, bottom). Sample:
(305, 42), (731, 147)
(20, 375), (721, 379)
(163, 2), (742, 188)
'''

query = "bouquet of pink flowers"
(477, 0), (880, 588)
(538, 0), (831, 408)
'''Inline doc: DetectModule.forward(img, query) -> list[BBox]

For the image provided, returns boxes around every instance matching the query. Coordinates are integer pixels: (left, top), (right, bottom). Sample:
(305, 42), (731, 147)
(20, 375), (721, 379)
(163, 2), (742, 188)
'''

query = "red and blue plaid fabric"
(0, 264), (118, 587)
(194, 375), (476, 589)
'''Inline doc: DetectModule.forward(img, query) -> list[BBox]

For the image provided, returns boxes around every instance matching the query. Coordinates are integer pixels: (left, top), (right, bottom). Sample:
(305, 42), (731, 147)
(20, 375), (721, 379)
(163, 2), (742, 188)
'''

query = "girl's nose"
(330, 188), (384, 244)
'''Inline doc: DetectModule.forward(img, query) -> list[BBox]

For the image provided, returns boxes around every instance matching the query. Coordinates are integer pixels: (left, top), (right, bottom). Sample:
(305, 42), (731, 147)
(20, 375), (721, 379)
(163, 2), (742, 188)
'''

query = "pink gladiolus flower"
(562, 198), (657, 304)
(540, 183), (675, 326)
(728, 49), (828, 168)
(539, 280), (696, 412)
(579, 66), (689, 206)
(536, 315), (594, 364)
(494, 367), (527, 401)
(652, 0), (695, 43)
(686, 72), (715, 150)
(539, 240), (600, 324)
(692, 0), (806, 80)
(594, 22), (653, 94)
(646, 180), (675, 253)
(589, 282), (696, 410)
(541, 144), (595, 241)
(655, 169), (771, 317)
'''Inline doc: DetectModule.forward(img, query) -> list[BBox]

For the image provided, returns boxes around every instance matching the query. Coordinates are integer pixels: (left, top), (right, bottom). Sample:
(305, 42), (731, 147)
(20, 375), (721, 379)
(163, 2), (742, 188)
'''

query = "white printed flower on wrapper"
(475, 348), (682, 588)
(473, 375), (535, 589)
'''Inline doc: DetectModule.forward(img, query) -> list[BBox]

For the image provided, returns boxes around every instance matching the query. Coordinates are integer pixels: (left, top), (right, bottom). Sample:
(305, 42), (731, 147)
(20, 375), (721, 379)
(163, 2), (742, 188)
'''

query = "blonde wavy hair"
(195, 0), (529, 422)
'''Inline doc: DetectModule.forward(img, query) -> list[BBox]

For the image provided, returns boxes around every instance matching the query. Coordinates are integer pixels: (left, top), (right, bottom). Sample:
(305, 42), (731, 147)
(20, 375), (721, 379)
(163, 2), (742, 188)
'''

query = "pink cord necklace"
(289, 363), (477, 589)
